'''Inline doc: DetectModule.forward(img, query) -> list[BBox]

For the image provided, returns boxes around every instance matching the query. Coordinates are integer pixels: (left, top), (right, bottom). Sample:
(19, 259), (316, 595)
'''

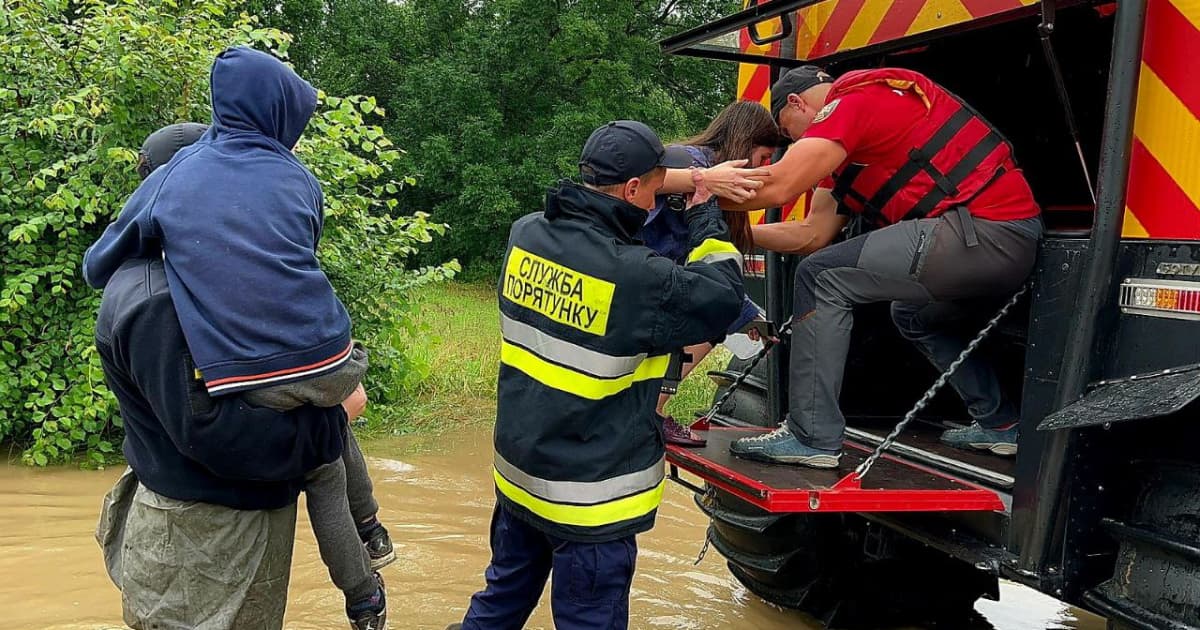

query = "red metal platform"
(666, 428), (1005, 513)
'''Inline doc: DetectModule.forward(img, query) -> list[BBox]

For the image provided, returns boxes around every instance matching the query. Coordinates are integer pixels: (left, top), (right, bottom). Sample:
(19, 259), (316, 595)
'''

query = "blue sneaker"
(939, 422), (1019, 456)
(729, 425), (842, 468)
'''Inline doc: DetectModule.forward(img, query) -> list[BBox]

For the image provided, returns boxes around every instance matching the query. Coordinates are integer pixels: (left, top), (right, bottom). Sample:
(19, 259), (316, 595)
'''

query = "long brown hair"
(681, 101), (784, 253)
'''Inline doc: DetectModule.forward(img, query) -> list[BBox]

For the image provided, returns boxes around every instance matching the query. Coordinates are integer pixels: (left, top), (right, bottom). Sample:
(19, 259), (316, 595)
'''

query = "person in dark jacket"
(88, 49), (391, 629)
(93, 257), (350, 629)
(643, 101), (784, 446)
(446, 121), (746, 630)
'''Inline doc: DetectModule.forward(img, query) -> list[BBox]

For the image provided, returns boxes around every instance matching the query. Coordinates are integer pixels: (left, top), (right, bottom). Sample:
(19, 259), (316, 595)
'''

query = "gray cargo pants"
(788, 209), (1039, 451)
(97, 470), (297, 630)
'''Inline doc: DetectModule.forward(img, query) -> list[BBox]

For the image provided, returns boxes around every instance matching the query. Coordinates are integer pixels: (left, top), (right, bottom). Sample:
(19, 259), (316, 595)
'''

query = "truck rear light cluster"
(1119, 279), (1200, 320)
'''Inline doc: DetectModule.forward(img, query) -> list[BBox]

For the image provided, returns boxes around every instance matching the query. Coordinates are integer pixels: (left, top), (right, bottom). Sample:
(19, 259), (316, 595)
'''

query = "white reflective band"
(695, 251), (745, 267)
(500, 313), (646, 378)
(494, 452), (666, 505)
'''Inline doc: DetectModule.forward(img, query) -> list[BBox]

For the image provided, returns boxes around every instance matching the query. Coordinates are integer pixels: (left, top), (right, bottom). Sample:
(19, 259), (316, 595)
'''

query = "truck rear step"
(667, 428), (1005, 513)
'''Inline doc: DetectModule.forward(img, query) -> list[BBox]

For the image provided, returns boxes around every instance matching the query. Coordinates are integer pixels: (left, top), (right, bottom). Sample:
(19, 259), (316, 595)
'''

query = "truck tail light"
(1119, 279), (1200, 320)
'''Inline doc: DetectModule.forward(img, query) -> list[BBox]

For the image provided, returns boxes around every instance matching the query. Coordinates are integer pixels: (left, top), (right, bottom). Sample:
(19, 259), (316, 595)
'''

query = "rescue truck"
(659, 1), (1200, 627)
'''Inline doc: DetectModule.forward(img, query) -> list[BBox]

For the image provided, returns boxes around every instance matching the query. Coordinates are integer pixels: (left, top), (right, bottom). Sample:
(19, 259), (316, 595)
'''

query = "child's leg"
(305, 459), (377, 605)
(340, 425), (379, 525)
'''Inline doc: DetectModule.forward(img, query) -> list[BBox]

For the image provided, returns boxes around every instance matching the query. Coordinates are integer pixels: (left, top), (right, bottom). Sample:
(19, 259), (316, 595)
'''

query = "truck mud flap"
(667, 428), (1004, 514)
(1039, 363), (1200, 430)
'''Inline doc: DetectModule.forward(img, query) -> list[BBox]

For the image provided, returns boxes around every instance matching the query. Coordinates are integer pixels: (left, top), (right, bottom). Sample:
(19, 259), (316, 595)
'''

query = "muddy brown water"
(0, 429), (1105, 630)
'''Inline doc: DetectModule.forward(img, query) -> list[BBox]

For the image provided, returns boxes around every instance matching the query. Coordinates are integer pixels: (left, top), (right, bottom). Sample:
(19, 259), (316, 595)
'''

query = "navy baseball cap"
(579, 121), (694, 185)
(770, 66), (834, 121)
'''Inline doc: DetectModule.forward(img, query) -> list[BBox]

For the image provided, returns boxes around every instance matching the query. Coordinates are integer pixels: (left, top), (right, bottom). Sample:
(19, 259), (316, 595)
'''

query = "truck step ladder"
(667, 427), (1006, 513)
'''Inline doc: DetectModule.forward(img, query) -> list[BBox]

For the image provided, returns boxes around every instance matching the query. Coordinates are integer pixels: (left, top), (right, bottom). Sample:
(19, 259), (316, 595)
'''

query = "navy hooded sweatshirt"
(83, 47), (352, 396)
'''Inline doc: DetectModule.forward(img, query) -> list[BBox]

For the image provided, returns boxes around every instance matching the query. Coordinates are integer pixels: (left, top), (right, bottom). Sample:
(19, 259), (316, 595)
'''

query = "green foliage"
(255, 0), (739, 267)
(302, 92), (461, 405)
(0, 0), (455, 465)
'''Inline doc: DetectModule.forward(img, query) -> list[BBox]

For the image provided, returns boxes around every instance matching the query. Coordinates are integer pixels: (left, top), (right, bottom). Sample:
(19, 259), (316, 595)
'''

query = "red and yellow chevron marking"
(1123, 0), (1200, 239)
(791, 0), (1038, 61)
(737, 0), (807, 225)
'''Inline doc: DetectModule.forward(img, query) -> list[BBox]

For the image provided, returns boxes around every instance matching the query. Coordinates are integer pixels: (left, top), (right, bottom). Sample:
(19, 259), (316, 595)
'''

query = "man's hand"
(698, 159), (770, 204)
(341, 383), (367, 422)
(687, 167), (714, 208)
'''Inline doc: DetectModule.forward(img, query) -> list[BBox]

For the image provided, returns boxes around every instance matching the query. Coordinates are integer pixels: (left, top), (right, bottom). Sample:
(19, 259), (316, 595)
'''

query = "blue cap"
(579, 121), (694, 185)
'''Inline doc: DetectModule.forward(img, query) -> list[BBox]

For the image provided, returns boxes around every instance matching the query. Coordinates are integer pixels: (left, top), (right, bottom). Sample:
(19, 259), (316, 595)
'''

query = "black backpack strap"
(905, 129), (1006, 219)
(866, 107), (973, 213)
(831, 163), (889, 227)
(955, 205), (979, 247)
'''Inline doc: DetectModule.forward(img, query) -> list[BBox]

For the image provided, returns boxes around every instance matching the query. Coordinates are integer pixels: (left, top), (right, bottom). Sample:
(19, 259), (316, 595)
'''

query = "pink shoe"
(660, 414), (707, 447)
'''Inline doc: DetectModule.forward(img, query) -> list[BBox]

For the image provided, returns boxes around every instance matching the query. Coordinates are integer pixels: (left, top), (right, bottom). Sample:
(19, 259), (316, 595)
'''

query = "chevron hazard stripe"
(1124, 0), (1200, 239)
(789, 0), (1038, 61)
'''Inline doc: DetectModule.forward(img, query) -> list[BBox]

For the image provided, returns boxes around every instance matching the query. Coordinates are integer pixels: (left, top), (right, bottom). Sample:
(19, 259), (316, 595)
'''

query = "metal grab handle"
(747, 14), (793, 47)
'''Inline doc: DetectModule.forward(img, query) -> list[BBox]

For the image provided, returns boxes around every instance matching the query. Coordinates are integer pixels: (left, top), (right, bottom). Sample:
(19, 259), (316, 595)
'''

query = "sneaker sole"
(733, 450), (841, 469)
(967, 442), (1018, 456)
(369, 550), (396, 571)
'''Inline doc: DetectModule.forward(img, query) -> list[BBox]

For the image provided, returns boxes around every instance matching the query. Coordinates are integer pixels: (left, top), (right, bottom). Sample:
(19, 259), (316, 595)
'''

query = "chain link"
(852, 285), (1029, 480)
(700, 320), (794, 423)
(693, 534), (711, 566)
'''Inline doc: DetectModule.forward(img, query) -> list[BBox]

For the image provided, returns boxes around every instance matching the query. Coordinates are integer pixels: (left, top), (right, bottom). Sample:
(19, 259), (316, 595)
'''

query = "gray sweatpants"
(788, 210), (1040, 451)
(305, 423), (380, 603)
(244, 344), (380, 604)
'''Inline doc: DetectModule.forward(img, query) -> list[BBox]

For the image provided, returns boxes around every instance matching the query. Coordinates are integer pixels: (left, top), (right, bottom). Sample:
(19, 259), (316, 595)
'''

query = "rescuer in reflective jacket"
(450, 121), (746, 630)
(720, 66), (1042, 467)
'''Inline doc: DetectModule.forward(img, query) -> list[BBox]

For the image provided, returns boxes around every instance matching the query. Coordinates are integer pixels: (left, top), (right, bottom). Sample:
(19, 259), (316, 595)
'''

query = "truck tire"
(699, 487), (997, 628)
(707, 354), (773, 428)
(1086, 461), (1200, 630)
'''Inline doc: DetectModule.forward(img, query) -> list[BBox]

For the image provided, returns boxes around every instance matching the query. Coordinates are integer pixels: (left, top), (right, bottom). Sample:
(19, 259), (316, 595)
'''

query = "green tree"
(255, 0), (739, 268)
(0, 0), (455, 465)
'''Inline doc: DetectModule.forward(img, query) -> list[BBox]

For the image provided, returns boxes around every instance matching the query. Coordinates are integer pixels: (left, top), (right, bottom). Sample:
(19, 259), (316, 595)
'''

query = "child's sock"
(356, 516), (382, 541)
(346, 573), (385, 619)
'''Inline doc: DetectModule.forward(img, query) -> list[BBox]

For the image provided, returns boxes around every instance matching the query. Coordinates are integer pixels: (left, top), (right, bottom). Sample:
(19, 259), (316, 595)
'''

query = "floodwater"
(0, 429), (1106, 630)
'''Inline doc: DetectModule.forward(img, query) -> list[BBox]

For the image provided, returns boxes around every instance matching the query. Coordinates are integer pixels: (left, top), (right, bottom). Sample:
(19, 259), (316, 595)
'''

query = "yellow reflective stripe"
(495, 468), (665, 527)
(686, 238), (742, 265)
(500, 341), (669, 400)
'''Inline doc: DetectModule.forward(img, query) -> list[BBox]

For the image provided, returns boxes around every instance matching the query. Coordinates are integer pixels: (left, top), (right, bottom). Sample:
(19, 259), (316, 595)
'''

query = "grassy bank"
(376, 281), (730, 434)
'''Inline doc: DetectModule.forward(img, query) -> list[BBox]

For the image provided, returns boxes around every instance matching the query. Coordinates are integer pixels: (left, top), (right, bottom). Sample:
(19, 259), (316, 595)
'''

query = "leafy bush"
(0, 0), (455, 465)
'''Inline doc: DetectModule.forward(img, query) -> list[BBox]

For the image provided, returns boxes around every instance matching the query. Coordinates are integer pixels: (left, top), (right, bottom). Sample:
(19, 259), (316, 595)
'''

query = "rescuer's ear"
(622, 177), (641, 205)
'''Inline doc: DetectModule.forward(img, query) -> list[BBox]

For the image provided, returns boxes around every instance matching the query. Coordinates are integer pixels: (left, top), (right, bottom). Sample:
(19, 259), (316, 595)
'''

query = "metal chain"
(700, 320), (794, 423)
(693, 534), (711, 566)
(692, 486), (717, 565)
(852, 284), (1030, 481)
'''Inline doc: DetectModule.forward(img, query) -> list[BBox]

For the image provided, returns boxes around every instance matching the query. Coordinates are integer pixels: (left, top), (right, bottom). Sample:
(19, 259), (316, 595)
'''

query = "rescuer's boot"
(939, 421), (1019, 456)
(347, 573), (387, 630)
(729, 425), (841, 468)
(660, 413), (707, 447)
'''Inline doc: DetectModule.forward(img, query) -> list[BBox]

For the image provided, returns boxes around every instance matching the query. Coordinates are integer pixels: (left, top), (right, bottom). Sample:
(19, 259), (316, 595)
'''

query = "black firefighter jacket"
(494, 181), (746, 542)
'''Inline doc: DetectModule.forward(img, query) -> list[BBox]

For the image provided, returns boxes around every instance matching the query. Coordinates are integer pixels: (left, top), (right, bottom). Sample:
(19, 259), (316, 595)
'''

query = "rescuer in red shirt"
(722, 66), (1042, 467)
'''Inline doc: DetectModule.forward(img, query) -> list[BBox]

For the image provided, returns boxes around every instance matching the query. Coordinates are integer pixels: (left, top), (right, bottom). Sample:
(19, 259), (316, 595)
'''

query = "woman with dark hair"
(645, 100), (785, 446)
